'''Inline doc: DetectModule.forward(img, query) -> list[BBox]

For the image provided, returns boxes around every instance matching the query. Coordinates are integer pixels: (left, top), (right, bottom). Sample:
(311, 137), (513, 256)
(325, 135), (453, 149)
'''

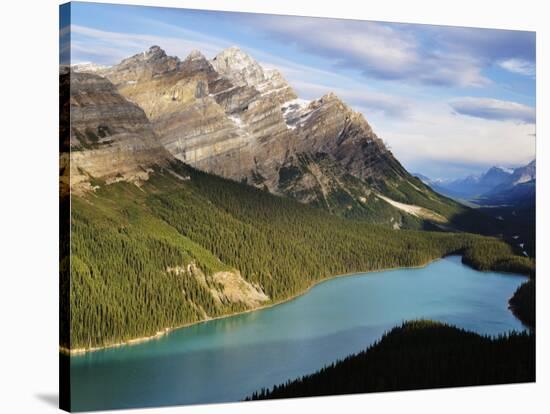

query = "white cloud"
(244, 17), (490, 87)
(70, 24), (229, 64)
(449, 97), (535, 124)
(498, 58), (536, 77)
(376, 99), (536, 175)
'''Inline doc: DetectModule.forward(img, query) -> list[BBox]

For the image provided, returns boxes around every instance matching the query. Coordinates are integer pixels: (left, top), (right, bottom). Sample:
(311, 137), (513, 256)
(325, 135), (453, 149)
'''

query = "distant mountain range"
(416, 160), (536, 257)
(415, 160), (535, 205)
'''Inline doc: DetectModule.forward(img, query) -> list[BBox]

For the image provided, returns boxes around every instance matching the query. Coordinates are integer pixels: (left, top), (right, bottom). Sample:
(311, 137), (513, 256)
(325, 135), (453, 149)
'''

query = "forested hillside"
(510, 280), (535, 329)
(248, 321), (535, 400)
(63, 161), (534, 350)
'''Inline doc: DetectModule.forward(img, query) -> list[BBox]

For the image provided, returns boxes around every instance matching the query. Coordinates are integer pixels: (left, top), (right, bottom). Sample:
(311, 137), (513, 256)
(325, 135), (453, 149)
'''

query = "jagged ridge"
(73, 45), (466, 226)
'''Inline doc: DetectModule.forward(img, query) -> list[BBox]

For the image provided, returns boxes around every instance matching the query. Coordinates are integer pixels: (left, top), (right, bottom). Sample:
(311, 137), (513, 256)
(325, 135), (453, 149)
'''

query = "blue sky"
(62, 2), (536, 179)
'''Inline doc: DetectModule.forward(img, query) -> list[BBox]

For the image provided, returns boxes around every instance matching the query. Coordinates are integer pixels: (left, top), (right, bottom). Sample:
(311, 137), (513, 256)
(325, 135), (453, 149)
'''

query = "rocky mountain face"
(286, 93), (407, 180)
(211, 46), (297, 104)
(71, 45), (460, 225)
(61, 70), (173, 193)
(211, 46), (266, 89)
(95, 46), (298, 191)
(99, 45), (180, 85)
(275, 93), (414, 216)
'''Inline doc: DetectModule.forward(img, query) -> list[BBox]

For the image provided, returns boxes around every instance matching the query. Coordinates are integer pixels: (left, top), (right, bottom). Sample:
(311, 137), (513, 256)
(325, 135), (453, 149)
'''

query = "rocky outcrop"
(286, 93), (408, 185)
(257, 69), (298, 105)
(168, 263), (269, 309)
(211, 270), (270, 308)
(65, 71), (172, 192)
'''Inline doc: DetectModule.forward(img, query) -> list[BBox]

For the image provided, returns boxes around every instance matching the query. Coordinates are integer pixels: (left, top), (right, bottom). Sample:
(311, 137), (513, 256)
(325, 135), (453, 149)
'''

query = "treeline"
(64, 162), (534, 349)
(247, 320), (535, 400)
(462, 239), (535, 276)
(68, 182), (243, 349)
(510, 280), (535, 329)
(149, 167), (473, 301)
(461, 239), (535, 329)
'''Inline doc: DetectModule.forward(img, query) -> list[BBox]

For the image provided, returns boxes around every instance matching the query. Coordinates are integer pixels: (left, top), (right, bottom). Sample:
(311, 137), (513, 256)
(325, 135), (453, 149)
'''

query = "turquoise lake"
(69, 255), (528, 411)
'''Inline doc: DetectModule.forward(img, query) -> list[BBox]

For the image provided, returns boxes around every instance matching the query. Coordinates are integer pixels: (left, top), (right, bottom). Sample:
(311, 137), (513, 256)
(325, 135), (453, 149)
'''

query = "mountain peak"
(212, 47), (265, 87)
(144, 45), (167, 59)
(321, 92), (342, 102)
(119, 45), (172, 65)
(219, 45), (246, 56)
(186, 49), (207, 61)
(213, 46), (255, 65)
(103, 45), (179, 85)
(315, 92), (352, 113)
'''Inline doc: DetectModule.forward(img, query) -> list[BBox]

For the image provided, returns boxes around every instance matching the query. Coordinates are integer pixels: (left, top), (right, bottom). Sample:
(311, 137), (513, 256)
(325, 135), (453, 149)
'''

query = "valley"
(63, 160), (534, 351)
(61, 45), (535, 352)
(60, 43), (535, 410)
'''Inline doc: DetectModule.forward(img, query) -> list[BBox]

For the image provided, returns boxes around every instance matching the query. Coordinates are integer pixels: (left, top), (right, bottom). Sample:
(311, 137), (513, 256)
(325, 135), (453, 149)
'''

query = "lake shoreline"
(60, 254), (520, 356)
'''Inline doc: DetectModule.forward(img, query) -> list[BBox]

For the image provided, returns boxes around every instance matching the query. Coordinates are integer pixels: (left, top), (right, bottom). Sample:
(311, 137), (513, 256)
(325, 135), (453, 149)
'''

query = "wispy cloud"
(70, 24), (229, 64)
(239, 17), (488, 87)
(434, 26), (535, 63)
(380, 99), (536, 178)
(237, 15), (535, 88)
(449, 97), (535, 123)
(498, 58), (536, 77)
